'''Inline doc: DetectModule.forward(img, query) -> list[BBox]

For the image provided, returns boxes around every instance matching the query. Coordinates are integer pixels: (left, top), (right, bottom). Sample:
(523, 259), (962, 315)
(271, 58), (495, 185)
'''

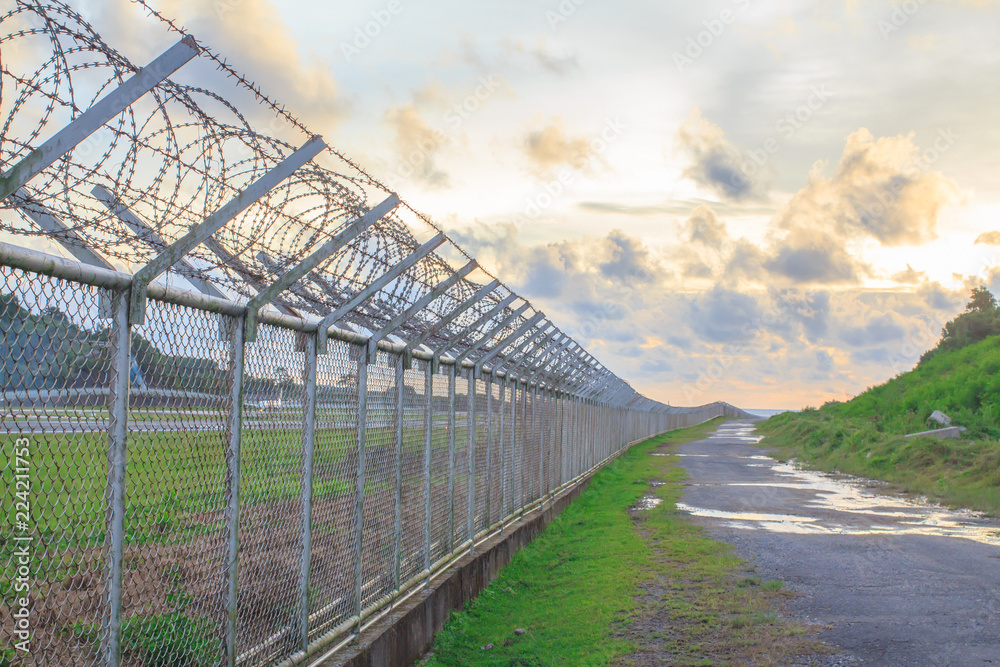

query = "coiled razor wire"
(0, 0), (646, 395)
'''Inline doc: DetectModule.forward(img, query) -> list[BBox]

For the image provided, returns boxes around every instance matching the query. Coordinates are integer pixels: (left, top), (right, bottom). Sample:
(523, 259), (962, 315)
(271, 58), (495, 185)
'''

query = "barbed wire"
(0, 0), (646, 399)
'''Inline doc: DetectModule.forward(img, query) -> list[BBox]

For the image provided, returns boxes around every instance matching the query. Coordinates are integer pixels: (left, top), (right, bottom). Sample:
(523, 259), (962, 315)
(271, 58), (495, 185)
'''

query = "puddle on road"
(631, 496), (663, 511)
(708, 424), (764, 443)
(678, 428), (1000, 547)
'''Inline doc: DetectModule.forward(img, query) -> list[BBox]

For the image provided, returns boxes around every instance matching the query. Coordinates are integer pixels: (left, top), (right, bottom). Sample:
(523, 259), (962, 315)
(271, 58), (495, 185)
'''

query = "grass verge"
(423, 419), (827, 666)
(758, 409), (1000, 516)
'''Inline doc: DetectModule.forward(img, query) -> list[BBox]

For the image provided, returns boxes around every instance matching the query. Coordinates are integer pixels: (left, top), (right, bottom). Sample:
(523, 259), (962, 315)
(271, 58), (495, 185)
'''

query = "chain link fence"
(0, 2), (751, 665)
(0, 258), (745, 666)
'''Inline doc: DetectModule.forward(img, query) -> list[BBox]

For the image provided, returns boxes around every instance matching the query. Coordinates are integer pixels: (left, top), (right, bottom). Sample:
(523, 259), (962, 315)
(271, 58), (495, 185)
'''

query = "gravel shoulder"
(675, 420), (1000, 667)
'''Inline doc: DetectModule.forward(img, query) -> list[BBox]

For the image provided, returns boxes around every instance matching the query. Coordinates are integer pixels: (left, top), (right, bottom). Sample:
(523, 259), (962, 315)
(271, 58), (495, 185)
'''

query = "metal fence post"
(446, 363), (456, 552)
(223, 313), (247, 667)
(511, 377), (519, 513)
(103, 288), (130, 667)
(498, 376), (507, 527)
(352, 348), (368, 630)
(466, 367), (476, 550)
(530, 384), (538, 503)
(392, 353), (405, 590)
(484, 373), (493, 528)
(423, 361), (433, 579)
(296, 333), (319, 651)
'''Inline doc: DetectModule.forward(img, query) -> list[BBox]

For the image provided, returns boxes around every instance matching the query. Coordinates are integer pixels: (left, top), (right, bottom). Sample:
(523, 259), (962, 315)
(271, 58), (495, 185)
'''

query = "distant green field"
(1, 418), (473, 565)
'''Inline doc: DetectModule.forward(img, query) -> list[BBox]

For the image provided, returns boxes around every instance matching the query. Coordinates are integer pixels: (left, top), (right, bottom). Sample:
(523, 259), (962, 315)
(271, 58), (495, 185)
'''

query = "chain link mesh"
(0, 2), (751, 664)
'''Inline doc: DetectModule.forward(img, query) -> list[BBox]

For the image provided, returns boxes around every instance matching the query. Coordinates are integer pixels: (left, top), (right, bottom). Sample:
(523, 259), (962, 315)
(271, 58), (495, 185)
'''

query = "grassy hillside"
(759, 331), (1000, 515)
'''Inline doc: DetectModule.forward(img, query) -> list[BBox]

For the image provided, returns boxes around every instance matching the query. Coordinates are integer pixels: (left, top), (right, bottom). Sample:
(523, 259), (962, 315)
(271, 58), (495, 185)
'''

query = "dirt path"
(675, 420), (1000, 666)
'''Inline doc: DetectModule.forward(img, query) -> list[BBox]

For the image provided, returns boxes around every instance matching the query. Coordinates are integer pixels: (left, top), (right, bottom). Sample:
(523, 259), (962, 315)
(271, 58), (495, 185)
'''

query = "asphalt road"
(675, 419), (1000, 667)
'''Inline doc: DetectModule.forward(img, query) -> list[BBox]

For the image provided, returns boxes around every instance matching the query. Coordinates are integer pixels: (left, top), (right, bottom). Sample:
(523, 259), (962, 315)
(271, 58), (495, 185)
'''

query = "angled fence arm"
(554, 353), (595, 392)
(449, 303), (530, 366)
(432, 293), (518, 360)
(366, 260), (478, 362)
(582, 371), (617, 400)
(243, 195), (399, 342)
(92, 184), (226, 299)
(257, 251), (337, 322)
(482, 322), (553, 379)
(469, 313), (546, 376)
(491, 324), (554, 374)
(317, 232), (446, 354)
(130, 136), (328, 324)
(0, 37), (200, 201)
(17, 192), (115, 270)
(592, 377), (624, 403)
(566, 361), (604, 394)
(404, 279), (500, 354)
(524, 336), (572, 384)
(519, 332), (566, 375)
(540, 345), (586, 388)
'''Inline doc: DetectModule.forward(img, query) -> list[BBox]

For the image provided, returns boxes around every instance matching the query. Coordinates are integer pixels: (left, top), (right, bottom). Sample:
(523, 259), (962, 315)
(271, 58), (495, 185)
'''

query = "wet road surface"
(675, 419), (1000, 666)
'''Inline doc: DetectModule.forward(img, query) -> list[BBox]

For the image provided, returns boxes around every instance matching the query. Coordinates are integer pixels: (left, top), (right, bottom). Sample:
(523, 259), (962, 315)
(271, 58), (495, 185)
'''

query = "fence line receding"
(0, 3), (751, 665)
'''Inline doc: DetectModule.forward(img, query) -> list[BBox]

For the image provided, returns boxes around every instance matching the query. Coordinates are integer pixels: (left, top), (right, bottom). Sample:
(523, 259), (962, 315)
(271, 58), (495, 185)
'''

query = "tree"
(919, 287), (1000, 363)
(966, 286), (997, 313)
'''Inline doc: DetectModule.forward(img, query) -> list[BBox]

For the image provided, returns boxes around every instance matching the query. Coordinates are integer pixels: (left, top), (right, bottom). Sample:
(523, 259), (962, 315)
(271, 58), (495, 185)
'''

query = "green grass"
(424, 419), (824, 666)
(758, 334), (1000, 515)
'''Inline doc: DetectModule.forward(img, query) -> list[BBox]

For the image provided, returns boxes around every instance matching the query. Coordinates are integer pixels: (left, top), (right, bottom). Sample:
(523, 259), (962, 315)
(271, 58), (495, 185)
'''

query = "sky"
(68, 0), (1000, 409)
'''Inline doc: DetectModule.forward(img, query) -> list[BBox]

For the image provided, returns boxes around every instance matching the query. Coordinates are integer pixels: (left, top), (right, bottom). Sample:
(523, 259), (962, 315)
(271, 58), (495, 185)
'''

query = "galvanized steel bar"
(392, 354), (405, 590)
(352, 349), (369, 628)
(20, 195), (116, 270)
(296, 333), (319, 651)
(318, 233), (447, 353)
(422, 362), (433, 579)
(223, 314), (247, 667)
(92, 184), (226, 298)
(102, 289), (130, 667)
(368, 260), (477, 360)
(455, 306), (536, 368)
(484, 373), (494, 527)
(446, 363), (457, 551)
(405, 279), (501, 354)
(244, 194), (399, 342)
(130, 136), (327, 324)
(0, 37), (200, 201)
(466, 367), (476, 549)
(433, 294), (519, 359)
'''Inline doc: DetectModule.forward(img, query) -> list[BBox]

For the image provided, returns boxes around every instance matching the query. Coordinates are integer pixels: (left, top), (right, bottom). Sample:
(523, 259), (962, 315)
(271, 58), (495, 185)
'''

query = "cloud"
(384, 102), (450, 188)
(688, 286), (761, 343)
(974, 231), (1000, 245)
(676, 108), (768, 201)
(683, 205), (728, 246)
(774, 128), (958, 247)
(500, 38), (580, 76)
(764, 230), (867, 284)
(520, 117), (599, 176)
(891, 265), (929, 283)
(157, 0), (348, 129)
(839, 314), (906, 348)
